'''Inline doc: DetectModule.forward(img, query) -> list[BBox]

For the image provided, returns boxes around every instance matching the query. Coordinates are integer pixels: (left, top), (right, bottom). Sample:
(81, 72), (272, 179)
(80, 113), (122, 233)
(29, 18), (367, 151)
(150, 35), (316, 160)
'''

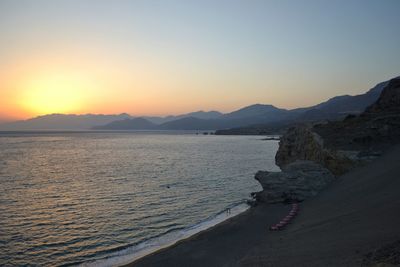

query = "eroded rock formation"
(275, 125), (355, 176)
(254, 77), (400, 204)
(255, 160), (334, 203)
(314, 77), (400, 152)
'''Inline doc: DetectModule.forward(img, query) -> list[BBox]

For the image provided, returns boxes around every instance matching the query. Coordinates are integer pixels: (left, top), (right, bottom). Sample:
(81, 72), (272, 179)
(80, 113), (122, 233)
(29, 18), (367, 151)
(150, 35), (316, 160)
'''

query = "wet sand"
(125, 145), (400, 267)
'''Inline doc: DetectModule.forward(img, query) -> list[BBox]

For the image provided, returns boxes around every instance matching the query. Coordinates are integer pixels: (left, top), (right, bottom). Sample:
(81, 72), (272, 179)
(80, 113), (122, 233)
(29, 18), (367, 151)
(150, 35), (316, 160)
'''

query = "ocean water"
(0, 132), (279, 266)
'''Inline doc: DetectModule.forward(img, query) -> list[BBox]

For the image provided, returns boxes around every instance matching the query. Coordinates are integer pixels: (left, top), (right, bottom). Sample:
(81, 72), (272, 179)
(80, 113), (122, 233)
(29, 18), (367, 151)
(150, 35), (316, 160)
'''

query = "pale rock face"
(275, 125), (355, 176)
(255, 160), (334, 203)
(254, 125), (351, 203)
(253, 78), (400, 204)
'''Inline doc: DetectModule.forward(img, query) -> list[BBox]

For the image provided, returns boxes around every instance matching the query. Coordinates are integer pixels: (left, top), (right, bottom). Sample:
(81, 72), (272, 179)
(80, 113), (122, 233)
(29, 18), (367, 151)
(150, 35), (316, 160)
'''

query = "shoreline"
(125, 145), (400, 267)
(80, 202), (253, 267)
(118, 205), (257, 267)
(123, 203), (290, 267)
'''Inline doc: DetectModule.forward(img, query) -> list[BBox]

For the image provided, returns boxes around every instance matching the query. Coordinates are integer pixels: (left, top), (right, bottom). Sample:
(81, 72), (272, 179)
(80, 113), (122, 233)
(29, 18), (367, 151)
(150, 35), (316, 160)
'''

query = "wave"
(78, 201), (251, 267)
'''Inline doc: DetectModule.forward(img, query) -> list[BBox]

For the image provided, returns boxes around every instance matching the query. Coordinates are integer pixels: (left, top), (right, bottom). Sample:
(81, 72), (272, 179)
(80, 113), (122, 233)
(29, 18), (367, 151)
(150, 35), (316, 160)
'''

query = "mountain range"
(0, 113), (131, 131)
(0, 76), (397, 131)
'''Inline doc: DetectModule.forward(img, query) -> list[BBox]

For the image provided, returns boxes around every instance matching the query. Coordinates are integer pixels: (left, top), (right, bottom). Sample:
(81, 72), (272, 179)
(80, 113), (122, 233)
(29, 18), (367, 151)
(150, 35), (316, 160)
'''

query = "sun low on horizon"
(17, 73), (88, 116)
(0, 0), (400, 122)
(1, 1), (400, 266)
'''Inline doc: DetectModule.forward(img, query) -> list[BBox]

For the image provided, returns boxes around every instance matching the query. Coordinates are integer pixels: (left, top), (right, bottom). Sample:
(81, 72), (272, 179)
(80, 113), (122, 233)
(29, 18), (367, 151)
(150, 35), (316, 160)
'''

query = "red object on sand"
(276, 222), (286, 228)
(269, 203), (300, 231)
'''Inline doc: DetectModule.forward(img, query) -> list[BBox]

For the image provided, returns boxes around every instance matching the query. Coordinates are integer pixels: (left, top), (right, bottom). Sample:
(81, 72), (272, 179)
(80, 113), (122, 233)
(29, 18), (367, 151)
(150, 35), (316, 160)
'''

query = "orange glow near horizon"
(1, 1), (400, 123)
(17, 73), (89, 116)
(0, 53), (392, 122)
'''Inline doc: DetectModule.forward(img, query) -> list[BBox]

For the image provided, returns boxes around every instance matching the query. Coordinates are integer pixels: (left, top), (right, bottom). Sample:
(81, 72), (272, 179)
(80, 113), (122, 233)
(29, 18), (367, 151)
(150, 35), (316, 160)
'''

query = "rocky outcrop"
(314, 77), (400, 152)
(275, 125), (356, 176)
(255, 125), (352, 203)
(365, 78), (400, 114)
(254, 77), (400, 204)
(275, 78), (400, 176)
(255, 160), (334, 203)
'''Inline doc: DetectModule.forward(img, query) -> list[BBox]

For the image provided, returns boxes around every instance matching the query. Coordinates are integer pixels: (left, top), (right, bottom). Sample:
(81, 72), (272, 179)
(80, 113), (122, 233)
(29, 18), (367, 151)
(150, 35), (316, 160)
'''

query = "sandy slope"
(127, 145), (400, 267)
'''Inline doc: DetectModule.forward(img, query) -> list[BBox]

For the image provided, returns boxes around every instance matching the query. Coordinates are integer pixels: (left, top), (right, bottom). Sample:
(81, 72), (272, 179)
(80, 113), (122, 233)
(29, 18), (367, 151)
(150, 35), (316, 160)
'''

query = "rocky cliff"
(254, 77), (400, 203)
(365, 78), (400, 114)
(255, 160), (334, 203)
(314, 77), (400, 152)
(275, 125), (355, 176)
(254, 126), (344, 203)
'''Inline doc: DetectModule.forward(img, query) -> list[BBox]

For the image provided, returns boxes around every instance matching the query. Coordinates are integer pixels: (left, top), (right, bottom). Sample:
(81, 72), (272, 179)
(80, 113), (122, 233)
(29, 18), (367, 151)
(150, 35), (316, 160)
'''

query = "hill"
(93, 118), (157, 130)
(313, 77), (400, 152)
(217, 76), (397, 134)
(1, 76), (398, 131)
(0, 113), (132, 130)
(293, 78), (392, 118)
(144, 111), (222, 124)
(127, 77), (400, 267)
(158, 117), (219, 130)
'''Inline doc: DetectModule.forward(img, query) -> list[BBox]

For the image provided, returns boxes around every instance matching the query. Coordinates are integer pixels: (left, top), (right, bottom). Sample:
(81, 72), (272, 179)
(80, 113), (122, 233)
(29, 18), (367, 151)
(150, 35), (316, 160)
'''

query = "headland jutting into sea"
(123, 78), (400, 266)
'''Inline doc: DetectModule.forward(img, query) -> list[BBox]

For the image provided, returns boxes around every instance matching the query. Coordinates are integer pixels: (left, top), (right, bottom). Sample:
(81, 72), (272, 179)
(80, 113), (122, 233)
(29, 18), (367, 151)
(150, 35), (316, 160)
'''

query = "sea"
(0, 131), (279, 266)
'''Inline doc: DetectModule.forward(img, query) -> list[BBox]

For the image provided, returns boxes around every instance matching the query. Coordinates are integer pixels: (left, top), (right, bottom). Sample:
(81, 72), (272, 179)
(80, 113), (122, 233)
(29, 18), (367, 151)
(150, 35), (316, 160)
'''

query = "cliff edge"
(255, 77), (400, 203)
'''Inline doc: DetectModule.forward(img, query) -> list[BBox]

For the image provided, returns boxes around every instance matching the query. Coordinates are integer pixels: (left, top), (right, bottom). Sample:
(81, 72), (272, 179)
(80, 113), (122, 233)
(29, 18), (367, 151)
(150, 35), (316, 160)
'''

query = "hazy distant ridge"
(0, 113), (132, 131)
(92, 118), (157, 130)
(144, 111), (222, 124)
(93, 77), (394, 130)
(0, 76), (397, 131)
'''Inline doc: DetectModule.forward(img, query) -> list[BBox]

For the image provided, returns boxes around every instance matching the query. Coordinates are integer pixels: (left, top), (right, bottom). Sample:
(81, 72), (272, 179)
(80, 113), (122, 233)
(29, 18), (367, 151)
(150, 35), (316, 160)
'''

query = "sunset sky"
(1, 0), (399, 122)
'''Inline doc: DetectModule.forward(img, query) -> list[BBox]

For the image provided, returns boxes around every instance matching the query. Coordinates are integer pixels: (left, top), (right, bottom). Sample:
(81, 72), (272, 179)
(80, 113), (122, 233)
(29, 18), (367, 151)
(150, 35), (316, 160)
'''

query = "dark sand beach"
(126, 145), (400, 267)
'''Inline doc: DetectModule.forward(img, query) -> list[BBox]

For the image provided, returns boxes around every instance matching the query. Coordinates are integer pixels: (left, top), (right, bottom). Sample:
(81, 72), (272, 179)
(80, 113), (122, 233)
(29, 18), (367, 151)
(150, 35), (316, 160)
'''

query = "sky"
(0, 0), (400, 121)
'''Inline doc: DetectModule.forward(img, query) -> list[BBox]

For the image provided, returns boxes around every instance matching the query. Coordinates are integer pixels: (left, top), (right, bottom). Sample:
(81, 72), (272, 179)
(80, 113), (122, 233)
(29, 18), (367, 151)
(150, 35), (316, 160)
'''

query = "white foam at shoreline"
(79, 202), (250, 267)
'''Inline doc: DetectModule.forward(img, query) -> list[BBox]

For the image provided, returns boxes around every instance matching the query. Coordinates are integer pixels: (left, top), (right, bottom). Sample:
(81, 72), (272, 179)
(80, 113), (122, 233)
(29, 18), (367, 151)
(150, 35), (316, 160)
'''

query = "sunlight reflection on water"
(0, 132), (279, 266)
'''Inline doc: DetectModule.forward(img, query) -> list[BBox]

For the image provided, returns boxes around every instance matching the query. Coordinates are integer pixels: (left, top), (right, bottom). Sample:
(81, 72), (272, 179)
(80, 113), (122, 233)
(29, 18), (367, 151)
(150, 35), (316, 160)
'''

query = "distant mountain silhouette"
(216, 77), (397, 134)
(293, 79), (393, 119)
(153, 105), (294, 130)
(1, 76), (397, 131)
(144, 110), (222, 124)
(93, 118), (157, 130)
(312, 77), (400, 151)
(222, 104), (287, 119)
(158, 117), (219, 130)
(294, 108), (343, 122)
(0, 113), (132, 130)
(0, 111), (221, 131)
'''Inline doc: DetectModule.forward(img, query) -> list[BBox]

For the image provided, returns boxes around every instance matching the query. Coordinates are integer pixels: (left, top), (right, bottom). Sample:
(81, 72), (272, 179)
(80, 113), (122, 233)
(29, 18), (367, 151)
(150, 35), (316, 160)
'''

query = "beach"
(0, 133), (275, 266)
(126, 145), (400, 266)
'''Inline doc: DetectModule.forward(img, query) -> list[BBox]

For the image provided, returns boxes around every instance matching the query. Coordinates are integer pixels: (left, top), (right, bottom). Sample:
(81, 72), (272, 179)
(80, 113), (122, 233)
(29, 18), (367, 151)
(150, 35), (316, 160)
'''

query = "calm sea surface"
(0, 132), (279, 266)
